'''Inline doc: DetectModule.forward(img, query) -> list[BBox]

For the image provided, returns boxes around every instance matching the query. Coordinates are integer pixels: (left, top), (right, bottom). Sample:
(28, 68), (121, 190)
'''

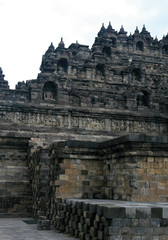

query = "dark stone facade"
(0, 24), (168, 238)
(0, 136), (31, 217)
(0, 24), (167, 143)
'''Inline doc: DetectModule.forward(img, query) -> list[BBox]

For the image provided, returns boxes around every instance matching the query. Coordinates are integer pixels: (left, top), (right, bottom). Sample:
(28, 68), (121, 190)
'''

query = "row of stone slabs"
(60, 199), (168, 239)
(67, 199), (168, 208)
(66, 199), (168, 218)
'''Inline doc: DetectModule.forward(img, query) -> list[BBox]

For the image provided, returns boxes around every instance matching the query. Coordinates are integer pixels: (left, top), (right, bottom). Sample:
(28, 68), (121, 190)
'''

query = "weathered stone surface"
(49, 199), (168, 239)
(0, 24), (168, 239)
(0, 25), (167, 144)
(37, 216), (51, 230)
(0, 136), (31, 216)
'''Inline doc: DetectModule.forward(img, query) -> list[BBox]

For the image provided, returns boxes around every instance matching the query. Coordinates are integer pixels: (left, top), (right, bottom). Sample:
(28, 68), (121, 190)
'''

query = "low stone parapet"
(54, 199), (168, 239)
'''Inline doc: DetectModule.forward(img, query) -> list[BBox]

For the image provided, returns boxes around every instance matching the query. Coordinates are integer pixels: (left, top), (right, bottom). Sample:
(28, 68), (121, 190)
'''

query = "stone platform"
(67, 199), (168, 208)
(0, 218), (76, 240)
(54, 199), (168, 240)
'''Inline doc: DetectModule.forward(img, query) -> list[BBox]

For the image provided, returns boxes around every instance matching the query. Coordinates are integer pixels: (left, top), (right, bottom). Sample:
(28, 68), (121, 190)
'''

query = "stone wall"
(0, 26), (168, 147)
(28, 148), (50, 218)
(0, 128), (167, 218)
(46, 135), (168, 209)
(102, 135), (168, 202)
(0, 136), (31, 217)
(48, 141), (104, 224)
(27, 134), (168, 226)
(0, 25), (167, 238)
(0, 103), (167, 146)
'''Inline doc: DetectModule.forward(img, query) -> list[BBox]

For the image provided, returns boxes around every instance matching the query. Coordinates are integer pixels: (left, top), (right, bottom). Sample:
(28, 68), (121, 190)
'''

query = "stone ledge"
(51, 134), (168, 151)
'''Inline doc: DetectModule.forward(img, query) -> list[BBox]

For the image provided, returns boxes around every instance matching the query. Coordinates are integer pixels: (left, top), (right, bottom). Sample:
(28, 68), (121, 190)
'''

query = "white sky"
(0, 0), (168, 89)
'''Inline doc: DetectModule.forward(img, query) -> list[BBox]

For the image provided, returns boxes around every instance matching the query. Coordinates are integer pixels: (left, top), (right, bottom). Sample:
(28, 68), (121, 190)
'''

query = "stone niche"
(0, 136), (31, 217)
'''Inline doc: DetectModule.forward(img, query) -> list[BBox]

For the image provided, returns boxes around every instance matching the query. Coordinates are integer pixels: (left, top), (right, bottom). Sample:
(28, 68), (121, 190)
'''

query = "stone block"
(141, 236), (153, 240)
(147, 157), (154, 162)
(97, 230), (103, 240)
(103, 207), (126, 219)
(138, 219), (150, 227)
(112, 218), (123, 227)
(79, 232), (85, 240)
(163, 208), (168, 218)
(104, 226), (121, 235)
(85, 234), (91, 240)
(132, 237), (142, 240)
(122, 236), (132, 240)
(90, 227), (96, 237)
(104, 235), (121, 240)
(150, 219), (160, 227)
(133, 227), (149, 235)
(121, 227), (133, 235)
(151, 208), (163, 218)
(85, 218), (91, 226)
(136, 208), (151, 219)
(126, 208), (136, 218)
(37, 217), (50, 230)
(160, 219), (168, 227)
(123, 218), (131, 227)
(89, 204), (97, 213)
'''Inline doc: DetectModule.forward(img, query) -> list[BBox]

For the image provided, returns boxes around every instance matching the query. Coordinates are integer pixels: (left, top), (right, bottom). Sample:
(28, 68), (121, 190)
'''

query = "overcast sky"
(0, 0), (168, 89)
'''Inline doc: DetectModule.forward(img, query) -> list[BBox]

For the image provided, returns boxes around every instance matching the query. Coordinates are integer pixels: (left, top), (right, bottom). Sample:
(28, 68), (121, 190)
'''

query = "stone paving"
(0, 218), (76, 240)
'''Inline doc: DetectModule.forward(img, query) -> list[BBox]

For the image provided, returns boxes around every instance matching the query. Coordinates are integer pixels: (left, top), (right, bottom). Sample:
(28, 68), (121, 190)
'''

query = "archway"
(137, 91), (149, 107)
(132, 68), (141, 81)
(42, 81), (57, 101)
(136, 41), (144, 51)
(110, 37), (116, 47)
(102, 46), (111, 57)
(57, 58), (68, 73)
(162, 45), (168, 55)
(96, 64), (105, 77)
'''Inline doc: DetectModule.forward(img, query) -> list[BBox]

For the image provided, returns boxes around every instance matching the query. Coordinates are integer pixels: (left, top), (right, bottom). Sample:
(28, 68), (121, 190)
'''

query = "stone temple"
(0, 23), (168, 239)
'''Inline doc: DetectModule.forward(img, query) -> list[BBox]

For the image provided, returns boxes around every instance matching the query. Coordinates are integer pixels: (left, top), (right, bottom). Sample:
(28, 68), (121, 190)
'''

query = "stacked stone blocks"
(102, 135), (168, 201)
(53, 199), (168, 240)
(46, 135), (168, 207)
(28, 148), (50, 218)
(48, 141), (104, 225)
(0, 136), (31, 216)
(26, 134), (168, 238)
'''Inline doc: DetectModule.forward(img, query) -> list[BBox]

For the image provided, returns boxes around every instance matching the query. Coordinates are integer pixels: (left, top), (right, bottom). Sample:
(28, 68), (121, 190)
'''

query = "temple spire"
(134, 26), (139, 34)
(142, 24), (146, 32)
(58, 37), (65, 48)
(107, 21), (112, 30)
(141, 24), (149, 34)
(119, 25), (127, 35)
(45, 42), (55, 55)
(101, 23), (105, 31)
(49, 42), (54, 51)
(98, 23), (105, 36)
(0, 68), (9, 89)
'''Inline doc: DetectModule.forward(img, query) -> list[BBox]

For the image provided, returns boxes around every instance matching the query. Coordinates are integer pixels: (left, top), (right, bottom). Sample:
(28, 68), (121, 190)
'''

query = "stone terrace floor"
(66, 199), (168, 208)
(1, 200), (168, 240)
(0, 218), (76, 240)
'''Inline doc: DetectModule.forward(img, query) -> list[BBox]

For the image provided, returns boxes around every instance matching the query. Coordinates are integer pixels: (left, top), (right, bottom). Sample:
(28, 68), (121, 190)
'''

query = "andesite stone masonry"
(0, 23), (168, 239)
